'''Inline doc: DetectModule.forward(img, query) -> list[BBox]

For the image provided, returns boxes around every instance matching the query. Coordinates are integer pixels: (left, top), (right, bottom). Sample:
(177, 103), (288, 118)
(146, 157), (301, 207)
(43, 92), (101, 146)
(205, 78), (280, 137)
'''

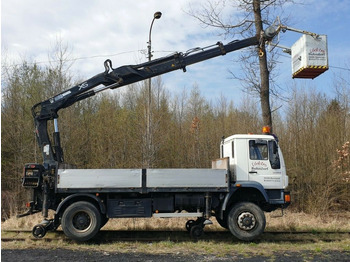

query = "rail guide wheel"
(32, 224), (47, 238)
(190, 224), (204, 239)
(185, 219), (195, 232)
(186, 218), (209, 239)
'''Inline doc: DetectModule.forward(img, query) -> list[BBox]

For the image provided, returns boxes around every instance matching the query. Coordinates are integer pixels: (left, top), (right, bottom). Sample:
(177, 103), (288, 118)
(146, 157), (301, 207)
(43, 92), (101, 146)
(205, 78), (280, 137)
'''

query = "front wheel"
(227, 202), (266, 241)
(61, 201), (101, 241)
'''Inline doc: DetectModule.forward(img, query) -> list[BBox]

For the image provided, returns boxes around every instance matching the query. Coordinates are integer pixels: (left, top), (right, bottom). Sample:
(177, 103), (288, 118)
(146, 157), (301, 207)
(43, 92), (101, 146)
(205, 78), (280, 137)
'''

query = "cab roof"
(223, 134), (276, 143)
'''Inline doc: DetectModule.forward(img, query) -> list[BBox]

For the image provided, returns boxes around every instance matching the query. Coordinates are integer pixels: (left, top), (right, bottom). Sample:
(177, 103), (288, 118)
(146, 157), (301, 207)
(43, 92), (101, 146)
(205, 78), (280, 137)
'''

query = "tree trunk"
(253, 0), (272, 130)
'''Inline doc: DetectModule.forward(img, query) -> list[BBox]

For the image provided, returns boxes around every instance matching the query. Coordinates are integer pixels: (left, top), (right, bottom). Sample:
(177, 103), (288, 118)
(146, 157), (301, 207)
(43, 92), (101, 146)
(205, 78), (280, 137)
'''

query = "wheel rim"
(72, 211), (92, 232)
(32, 225), (46, 238)
(237, 212), (256, 231)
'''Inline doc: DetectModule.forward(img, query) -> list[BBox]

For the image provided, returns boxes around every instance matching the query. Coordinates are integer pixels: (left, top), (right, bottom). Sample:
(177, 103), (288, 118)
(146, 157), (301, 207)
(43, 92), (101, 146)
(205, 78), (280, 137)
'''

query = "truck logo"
(251, 161), (268, 171)
(78, 82), (88, 90)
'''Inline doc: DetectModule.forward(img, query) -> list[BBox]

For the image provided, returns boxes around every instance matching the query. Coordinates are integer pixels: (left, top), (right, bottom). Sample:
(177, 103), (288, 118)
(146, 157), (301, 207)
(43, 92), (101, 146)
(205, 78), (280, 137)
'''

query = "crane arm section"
(32, 36), (260, 166)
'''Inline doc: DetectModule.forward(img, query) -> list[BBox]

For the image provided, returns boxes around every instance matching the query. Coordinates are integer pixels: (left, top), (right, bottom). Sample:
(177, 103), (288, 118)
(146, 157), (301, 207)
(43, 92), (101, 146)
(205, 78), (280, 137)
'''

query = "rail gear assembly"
(19, 22), (325, 242)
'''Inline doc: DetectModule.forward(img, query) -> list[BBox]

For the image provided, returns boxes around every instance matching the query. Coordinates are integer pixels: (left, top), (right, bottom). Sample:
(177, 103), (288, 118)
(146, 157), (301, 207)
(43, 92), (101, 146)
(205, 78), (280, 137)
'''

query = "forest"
(1, 57), (350, 220)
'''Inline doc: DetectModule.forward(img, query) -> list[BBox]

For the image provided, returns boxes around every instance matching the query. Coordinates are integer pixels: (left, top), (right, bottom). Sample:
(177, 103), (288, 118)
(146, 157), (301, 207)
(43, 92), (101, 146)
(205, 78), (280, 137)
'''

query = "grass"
(265, 210), (350, 232)
(3, 210), (350, 232)
(2, 236), (350, 257)
(2, 211), (350, 257)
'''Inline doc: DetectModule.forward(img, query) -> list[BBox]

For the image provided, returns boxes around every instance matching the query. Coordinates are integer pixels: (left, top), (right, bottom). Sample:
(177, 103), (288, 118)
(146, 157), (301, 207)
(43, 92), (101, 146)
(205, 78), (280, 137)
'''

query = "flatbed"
(57, 168), (229, 193)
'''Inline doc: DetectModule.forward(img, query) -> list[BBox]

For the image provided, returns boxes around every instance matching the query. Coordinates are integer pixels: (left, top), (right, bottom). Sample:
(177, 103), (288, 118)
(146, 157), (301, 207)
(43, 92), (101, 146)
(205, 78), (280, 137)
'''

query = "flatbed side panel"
(57, 169), (142, 189)
(146, 187), (228, 192)
(55, 187), (228, 193)
(147, 169), (227, 188)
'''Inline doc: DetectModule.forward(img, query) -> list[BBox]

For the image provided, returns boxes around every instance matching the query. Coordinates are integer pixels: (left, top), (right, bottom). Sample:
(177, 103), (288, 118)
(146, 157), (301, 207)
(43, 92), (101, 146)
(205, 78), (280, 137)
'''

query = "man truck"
(19, 26), (291, 241)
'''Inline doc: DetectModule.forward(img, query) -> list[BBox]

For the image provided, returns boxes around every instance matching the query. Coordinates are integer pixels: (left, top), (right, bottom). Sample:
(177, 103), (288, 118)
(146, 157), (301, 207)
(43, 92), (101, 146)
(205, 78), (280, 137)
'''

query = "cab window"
(268, 140), (281, 169)
(249, 139), (281, 169)
(249, 140), (268, 160)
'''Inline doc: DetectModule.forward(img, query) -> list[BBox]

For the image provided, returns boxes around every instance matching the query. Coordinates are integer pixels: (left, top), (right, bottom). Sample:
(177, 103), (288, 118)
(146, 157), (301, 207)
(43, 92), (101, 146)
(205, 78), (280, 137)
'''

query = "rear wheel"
(227, 202), (265, 241)
(61, 201), (101, 241)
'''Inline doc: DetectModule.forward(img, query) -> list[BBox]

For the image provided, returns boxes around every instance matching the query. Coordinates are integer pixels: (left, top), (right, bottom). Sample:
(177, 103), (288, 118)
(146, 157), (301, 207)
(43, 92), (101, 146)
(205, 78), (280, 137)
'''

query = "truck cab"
(221, 133), (288, 190)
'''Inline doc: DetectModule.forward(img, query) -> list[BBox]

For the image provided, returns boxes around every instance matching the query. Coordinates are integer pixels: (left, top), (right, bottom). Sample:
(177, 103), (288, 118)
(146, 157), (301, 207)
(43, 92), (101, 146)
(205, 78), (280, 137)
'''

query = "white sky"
(2, 0), (350, 108)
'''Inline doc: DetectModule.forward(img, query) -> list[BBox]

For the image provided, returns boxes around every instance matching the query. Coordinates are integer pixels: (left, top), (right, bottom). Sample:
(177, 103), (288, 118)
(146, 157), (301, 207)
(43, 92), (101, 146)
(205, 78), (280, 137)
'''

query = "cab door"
(248, 139), (283, 189)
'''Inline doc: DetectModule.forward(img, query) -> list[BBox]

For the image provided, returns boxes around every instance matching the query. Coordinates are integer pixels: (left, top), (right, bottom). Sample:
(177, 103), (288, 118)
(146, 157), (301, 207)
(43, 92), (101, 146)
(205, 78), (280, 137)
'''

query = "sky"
(2, 0), (350, 110)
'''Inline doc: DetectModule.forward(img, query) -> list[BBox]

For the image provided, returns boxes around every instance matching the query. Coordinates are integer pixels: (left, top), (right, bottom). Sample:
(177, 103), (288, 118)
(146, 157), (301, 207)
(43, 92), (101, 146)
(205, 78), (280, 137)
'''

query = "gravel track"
(2, 248), (350, 262)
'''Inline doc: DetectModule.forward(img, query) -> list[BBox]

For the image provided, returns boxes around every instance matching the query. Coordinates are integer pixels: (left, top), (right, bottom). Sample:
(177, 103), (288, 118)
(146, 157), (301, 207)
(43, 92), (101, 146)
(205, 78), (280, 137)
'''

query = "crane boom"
(32, 35), (261, 168)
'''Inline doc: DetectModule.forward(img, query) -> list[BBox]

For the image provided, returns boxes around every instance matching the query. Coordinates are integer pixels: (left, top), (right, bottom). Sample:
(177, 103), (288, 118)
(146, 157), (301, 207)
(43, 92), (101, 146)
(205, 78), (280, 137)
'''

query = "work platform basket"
(291, 34), (328, 79)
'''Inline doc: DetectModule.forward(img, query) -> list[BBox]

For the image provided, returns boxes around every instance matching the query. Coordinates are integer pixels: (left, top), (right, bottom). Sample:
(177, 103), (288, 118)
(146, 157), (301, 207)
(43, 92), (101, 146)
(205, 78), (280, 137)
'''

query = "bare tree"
(188, 0), (293, 129)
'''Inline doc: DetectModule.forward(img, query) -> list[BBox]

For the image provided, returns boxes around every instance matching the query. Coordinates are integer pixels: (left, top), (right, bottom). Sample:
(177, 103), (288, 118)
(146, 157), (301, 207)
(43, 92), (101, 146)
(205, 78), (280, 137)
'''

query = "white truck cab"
(220, 131), (289, 190)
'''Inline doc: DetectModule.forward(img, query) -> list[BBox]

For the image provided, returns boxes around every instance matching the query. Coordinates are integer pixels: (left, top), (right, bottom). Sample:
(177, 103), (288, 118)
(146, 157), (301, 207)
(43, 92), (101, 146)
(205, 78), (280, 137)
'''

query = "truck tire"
(227, 202), (265, 241)
(61, 201), (101, 241)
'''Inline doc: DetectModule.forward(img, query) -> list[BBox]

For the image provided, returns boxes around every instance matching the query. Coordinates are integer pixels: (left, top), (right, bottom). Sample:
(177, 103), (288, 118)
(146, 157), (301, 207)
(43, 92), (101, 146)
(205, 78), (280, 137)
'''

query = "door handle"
(249, 171), (257, 174)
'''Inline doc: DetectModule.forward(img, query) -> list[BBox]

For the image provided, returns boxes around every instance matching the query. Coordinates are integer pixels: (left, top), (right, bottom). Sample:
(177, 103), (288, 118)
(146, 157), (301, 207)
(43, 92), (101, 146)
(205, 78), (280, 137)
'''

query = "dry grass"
(2, 211), (350, 257)
(2, 210), (350, 232)
(2, 232), (350, 257)
(265, 210), (350, 232)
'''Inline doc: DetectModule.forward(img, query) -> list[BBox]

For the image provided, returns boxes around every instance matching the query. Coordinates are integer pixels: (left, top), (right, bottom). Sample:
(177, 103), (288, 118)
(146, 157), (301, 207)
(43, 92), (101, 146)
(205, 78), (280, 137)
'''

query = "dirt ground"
(2, 248), (350, 262)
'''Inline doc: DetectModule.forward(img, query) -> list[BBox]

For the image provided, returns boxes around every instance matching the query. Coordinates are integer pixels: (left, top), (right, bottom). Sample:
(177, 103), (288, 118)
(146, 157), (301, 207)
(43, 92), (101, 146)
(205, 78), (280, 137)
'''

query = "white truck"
(20, 28), (290, 242)
(22, 128), (290, 242)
